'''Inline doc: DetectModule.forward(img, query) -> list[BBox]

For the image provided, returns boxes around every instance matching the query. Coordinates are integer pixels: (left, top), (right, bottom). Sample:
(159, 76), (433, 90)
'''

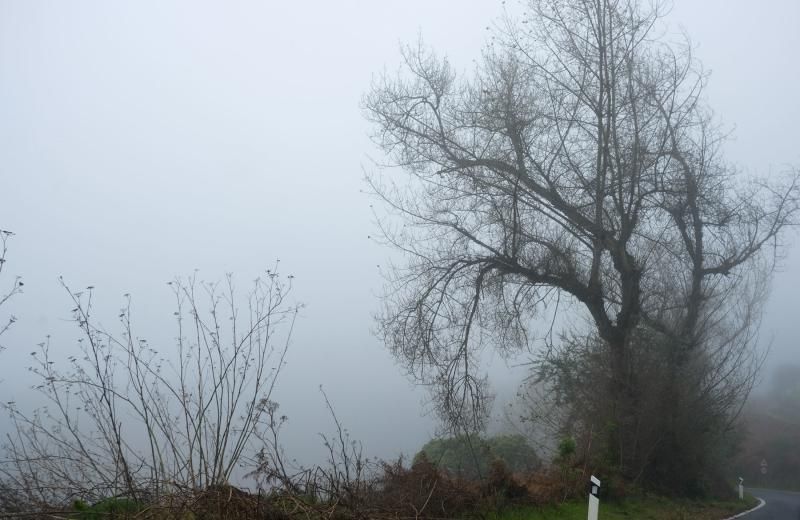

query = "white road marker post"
(588, 475), (601, 520)
(738, 477), (744, 500)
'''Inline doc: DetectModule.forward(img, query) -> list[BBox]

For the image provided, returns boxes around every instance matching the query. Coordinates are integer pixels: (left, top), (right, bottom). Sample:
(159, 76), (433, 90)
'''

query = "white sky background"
(0, 0), (798, 469)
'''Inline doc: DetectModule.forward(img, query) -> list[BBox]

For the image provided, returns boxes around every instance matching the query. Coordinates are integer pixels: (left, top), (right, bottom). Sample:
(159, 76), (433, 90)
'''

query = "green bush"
(414, 434), (540, 480)
(557, 437), (576, 462)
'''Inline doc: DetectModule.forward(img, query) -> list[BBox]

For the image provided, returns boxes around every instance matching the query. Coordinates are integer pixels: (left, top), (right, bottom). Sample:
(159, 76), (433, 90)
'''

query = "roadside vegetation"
(0, 449), (759, 519)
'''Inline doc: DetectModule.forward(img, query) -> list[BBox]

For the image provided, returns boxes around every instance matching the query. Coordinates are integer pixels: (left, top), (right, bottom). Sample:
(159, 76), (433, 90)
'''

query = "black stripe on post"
(588, 476), (601, 497)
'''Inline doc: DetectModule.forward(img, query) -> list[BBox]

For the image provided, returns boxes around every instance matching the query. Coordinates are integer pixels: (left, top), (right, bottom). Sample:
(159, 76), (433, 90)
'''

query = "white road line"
(722, 498), (766, 519)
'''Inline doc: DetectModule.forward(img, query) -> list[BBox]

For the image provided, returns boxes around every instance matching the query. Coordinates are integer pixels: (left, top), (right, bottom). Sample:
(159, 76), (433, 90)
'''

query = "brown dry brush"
(0, 447), (583, 519)
(247, 389), (488, 520)
(0, 412), (581, 520)
(248, 455), (559, 520)
(0, 366), (584, 520)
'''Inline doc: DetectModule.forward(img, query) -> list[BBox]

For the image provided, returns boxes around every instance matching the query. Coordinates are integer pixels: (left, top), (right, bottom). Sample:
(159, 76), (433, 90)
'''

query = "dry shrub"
(129, 485), (291, 520)
(369, 456), (481, 519)
(523, 465), (587, 505)
(483, 460), (528, 507)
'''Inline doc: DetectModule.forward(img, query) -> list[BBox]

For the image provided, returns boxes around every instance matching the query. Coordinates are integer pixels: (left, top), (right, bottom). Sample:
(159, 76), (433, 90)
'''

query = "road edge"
(721, 498), (766, 519)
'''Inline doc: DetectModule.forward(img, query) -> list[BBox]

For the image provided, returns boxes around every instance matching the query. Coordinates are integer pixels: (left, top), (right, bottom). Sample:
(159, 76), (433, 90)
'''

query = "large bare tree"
(365, 0), (798, 484)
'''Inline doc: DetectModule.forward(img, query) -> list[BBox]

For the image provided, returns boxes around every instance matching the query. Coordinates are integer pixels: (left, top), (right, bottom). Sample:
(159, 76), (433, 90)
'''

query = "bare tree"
(1, 269), (300, 507)
(364, 0), (798, 484)
(0, 230), (22, 354)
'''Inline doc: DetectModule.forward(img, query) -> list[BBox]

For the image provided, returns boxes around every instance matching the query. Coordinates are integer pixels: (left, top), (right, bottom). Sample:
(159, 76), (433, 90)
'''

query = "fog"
(1, 0), (798, 470)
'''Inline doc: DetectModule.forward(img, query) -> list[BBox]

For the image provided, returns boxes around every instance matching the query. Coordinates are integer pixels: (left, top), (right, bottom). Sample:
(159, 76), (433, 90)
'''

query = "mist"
(1, 0), (798, 480)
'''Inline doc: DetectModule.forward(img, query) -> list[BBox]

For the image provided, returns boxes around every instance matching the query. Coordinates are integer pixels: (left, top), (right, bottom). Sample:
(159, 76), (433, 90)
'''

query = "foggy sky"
(1, 0), (798, 467)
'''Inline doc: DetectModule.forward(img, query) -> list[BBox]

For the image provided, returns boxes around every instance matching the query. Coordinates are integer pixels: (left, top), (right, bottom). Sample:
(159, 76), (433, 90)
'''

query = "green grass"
(486, 494), (759, 520)
(71, 497), (142, 520)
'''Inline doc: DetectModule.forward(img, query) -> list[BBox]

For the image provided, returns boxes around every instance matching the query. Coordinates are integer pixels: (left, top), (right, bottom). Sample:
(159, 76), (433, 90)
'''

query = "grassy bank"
(487, 494), (760, 520)
(52, 489), (761, 520)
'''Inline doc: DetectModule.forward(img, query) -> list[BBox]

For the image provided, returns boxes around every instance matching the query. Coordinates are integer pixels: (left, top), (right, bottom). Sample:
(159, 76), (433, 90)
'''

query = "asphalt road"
(739, 489), (800, 519)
